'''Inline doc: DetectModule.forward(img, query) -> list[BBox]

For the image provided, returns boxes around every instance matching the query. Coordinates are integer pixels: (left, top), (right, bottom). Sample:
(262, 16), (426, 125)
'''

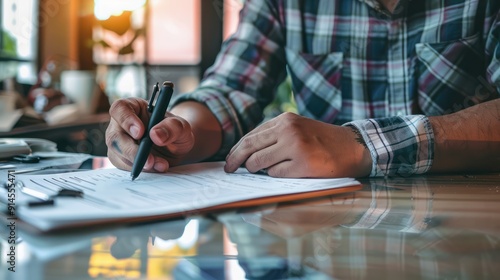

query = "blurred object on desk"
(0, 89), (45, 132)
(0, 113), (110, 156)
(43, 104), (83, 125)
(60, 70), (97, 114)
(14, 138), (57, 153)
(0, 138), (57, 160)
(59, 70), (110, 116)
(42, 82), (110, 126)
(0, 138), (31, 159)
(22, 54), (110, 126)
(31, 87), (69, 113)
(27, 54), (110, 122)
(28, 55), (77, 113)
(0, 102), (23, 132)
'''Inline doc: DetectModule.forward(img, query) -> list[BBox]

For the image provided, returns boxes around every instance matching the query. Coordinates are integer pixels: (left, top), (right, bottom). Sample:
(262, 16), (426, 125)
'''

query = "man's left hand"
(224, 112), (372, 178)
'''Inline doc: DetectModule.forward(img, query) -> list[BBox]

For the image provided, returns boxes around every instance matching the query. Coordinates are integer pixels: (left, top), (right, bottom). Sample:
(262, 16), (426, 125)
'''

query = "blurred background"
(0, 0), (294, 155)
(0, 0), (243, 110)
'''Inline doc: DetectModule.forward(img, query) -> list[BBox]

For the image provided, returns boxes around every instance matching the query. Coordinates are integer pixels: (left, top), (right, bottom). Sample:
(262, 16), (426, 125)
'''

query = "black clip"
(28, 200), (55, 207)
(15, 180), (85, 208)
(56, 189), (84, 198)
(12, 154), (41, 163)
(147, 82), (160, 113)
(26, 188), (84, 208)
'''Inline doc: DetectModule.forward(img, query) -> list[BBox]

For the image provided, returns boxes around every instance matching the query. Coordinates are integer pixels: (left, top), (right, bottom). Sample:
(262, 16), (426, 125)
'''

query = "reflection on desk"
(1, 167), (500, 279)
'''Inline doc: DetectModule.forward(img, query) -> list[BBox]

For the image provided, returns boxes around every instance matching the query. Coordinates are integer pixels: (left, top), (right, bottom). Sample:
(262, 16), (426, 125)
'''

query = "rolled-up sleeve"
(486, 8), (500, 92)
(344, 115), (435, 177)
(171, 0), (287, 159)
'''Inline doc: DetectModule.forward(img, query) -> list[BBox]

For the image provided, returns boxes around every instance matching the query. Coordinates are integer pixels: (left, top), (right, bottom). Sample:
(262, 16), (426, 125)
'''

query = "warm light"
(94, 0), (146, 20)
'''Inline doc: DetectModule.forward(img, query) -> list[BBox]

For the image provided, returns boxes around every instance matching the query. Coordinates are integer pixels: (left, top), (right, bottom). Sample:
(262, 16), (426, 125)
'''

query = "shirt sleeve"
(170, 0), (287, 159)
(344, 115), (435, 177)
(346, 5), (499, 178)
(485, 6), (500, 92)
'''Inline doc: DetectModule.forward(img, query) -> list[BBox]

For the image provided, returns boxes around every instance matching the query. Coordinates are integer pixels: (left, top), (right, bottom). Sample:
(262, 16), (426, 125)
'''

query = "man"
(105, 0), (500, 178)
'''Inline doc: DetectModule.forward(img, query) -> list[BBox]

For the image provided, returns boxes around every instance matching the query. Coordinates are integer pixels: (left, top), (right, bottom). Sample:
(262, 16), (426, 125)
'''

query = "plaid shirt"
(173, 0), (500, 177)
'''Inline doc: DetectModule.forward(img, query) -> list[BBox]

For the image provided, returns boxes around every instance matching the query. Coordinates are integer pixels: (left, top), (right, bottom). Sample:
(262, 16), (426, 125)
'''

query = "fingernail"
(153, 128), (168, 140)
(130, 125), (140, 138)
(154, 161), (167, 172)
(223, 162), (232, 173)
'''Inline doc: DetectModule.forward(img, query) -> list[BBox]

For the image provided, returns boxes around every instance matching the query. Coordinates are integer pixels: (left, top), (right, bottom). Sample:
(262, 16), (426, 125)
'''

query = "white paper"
(14, 162), (360, 231)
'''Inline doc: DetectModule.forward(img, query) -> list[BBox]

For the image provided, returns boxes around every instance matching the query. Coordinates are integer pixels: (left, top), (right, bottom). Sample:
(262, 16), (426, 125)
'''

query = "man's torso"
(277, 0), (498, 124)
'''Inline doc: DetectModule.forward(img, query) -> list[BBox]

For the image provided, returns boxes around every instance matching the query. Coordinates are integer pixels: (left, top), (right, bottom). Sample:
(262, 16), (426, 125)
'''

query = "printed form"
(14, 162), (360, 231)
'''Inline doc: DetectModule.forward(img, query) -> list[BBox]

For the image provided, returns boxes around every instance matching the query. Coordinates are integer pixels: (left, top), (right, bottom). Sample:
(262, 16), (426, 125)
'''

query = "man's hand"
(105, 98), (195, 173)
(224, 112), (372, 178)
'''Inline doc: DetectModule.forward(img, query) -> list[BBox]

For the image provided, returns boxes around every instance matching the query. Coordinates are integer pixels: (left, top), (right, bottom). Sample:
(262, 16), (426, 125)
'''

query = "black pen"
(131, 81), (174, 181)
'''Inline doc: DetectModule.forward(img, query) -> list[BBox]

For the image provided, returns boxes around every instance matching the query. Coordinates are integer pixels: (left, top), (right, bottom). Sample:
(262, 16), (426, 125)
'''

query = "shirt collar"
(358, 0), (384, 11)
(358, 0), (408, 17)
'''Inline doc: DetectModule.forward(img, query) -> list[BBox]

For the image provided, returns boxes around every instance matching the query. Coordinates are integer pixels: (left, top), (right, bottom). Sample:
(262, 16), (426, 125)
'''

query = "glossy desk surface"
(1, 161), (499, 279)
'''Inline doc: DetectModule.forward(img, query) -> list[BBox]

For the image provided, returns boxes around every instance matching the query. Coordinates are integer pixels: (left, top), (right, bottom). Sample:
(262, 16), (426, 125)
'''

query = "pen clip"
(147, 82), (160, 113)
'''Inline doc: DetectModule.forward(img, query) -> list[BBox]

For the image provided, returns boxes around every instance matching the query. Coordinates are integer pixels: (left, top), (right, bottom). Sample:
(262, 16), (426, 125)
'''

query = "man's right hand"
(105, 98), (195, 173)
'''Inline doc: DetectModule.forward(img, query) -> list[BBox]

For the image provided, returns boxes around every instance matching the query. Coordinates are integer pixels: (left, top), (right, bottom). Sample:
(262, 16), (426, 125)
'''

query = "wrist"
(344, 115), (434, 177)
(346, 126), (372, 177)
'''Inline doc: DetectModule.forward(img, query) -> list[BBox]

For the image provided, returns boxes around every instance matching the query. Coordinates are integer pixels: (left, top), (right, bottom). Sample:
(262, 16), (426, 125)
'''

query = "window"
(0, 0), (39, 83)
(94, 0), (202, 100)
(147, 0), (200, 64)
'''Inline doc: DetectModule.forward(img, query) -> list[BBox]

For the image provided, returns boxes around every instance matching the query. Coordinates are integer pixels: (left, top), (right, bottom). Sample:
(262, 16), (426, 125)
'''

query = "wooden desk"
(0, 162), (499, 279)
(0, 113), (110, 156)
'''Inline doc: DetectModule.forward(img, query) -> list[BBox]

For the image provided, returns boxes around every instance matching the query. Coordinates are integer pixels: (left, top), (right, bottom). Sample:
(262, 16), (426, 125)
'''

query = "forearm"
(429, 99), (500, 173)
(171, 101), (222, 164)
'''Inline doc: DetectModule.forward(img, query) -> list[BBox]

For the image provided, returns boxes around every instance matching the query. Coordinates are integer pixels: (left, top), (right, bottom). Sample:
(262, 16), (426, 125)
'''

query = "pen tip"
(131, 175), (137, 181)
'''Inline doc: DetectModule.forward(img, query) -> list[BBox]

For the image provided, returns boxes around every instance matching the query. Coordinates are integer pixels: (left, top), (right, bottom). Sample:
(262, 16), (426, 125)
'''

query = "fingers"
(266, 160), (301, 178)
(150, 115), (189, 145)
(228, 144), (305, 178)
(224, 127), (278, 173)
(107, 98), (180, 173)
(226, 142), (309, 178)
(107, 98), (195, 172)
(225, 113), (329, 178)
(106, 124), (153, 170)
(243, 145), (284, 173)
(106, 120), (169, 173)
(108, 142), (170, 173)
(227, 118), (277, 156)
(109, 98), (149, 140)
(150, 115), (195, 155)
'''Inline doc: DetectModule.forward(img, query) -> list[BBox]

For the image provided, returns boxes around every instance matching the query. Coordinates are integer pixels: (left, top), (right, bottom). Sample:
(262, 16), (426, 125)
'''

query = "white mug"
(60, 70), (96, 114)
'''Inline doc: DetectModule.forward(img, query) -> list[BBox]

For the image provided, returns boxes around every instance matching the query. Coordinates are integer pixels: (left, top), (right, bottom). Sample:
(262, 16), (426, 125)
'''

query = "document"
(10, 162), (360, 232)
